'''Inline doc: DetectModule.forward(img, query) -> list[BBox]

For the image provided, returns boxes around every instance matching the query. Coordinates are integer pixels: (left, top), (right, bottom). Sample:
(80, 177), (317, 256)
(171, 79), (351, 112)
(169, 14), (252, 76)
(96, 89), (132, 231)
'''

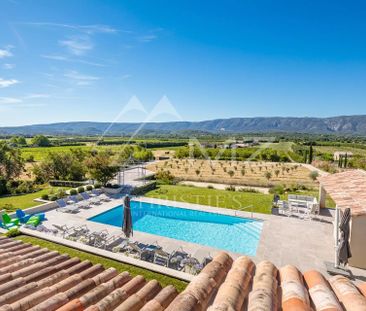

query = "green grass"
(145, 184), (336, 212)
(265, 142), (294, 152)
(15, 235), (187, 291)
(145, 184), (273, 214)
(0, 186), (69, 211)
(21, 145), (129, 161)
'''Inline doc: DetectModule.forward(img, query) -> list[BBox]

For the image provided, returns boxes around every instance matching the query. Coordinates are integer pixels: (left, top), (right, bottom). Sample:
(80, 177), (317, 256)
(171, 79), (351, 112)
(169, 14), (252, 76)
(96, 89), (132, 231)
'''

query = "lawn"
(145, 184), (336, 213)
(0, 186), (69, 212)
(145, 184), (274, 214)
(15, 235), (187, 292)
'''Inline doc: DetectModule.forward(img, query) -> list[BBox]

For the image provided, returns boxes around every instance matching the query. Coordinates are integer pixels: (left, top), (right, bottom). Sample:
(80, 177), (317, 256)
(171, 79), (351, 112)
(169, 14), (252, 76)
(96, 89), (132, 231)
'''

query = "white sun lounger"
(56, 199), (79, 213)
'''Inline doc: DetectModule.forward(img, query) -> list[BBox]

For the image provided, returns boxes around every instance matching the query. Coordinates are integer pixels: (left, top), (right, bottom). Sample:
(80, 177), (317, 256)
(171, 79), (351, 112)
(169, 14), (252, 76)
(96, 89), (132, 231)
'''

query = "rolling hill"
(1, 115), (366, 136)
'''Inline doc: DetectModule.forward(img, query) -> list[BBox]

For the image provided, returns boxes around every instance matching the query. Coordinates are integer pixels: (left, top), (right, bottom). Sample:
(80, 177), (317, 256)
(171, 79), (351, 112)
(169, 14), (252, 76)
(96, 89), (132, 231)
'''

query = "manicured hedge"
(131, 181), (157, 195)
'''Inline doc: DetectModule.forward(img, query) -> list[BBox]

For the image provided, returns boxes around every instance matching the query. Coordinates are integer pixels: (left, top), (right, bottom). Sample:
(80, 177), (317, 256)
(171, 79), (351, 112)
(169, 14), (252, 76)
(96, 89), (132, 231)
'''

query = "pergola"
(318, 169), (366, 269)
(115, 158), (148, 186)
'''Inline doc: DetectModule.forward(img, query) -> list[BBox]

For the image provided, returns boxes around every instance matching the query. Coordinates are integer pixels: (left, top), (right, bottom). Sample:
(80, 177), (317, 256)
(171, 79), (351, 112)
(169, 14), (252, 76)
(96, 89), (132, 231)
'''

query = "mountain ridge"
(1, 115), (366, 135)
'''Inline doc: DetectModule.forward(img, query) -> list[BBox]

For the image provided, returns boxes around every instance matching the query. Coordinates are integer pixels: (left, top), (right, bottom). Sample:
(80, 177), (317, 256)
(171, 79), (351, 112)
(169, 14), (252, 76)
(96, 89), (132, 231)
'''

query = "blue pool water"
(88, 201), (263, 255)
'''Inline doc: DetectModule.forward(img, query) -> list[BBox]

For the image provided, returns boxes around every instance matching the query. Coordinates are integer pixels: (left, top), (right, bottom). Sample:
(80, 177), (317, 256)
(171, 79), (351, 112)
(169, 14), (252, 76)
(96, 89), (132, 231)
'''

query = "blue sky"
(0, 0), (366, 126)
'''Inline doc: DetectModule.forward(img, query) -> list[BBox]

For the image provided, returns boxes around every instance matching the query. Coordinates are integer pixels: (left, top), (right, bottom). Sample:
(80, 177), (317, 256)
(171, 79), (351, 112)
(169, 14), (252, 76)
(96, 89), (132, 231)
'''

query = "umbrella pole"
(334, 205), (340, 268)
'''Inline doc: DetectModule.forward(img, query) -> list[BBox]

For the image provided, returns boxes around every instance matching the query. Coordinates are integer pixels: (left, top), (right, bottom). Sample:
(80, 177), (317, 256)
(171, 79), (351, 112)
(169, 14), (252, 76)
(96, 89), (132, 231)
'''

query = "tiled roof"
(1, 237), (366, 311)
(318, 169), (366, 216)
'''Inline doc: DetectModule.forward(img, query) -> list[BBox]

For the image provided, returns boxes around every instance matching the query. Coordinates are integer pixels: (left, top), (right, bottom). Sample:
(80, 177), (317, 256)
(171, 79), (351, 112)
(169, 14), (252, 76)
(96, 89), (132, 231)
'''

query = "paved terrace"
(31, 196), (366, 281)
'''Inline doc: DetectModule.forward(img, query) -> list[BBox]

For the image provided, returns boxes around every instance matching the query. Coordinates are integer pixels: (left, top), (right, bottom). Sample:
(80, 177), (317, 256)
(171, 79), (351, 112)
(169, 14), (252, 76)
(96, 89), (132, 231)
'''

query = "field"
(20, 145), (131, 161)
(146, 184), (274, 214)
(145, 184), (335, 214)
(0, 186), (69, 211)
(314, 145), (366, 156)
(15, 235), (187, 292)
(147, 159), (317, 188)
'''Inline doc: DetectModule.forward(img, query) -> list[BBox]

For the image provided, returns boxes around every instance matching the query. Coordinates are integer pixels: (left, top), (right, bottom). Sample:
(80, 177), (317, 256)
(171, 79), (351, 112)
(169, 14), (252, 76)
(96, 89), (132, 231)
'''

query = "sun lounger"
(56, 199), (79, 213)
(182, 256), (203, 275)
(153, 249), (170, 266)
(1, 213), (20, 229)
(16, 209), (46, 223)
(168, 247), (189, 270)
(80, 192), (102, 205)
(64, 225), (90, 240)
(94, 234), (126, 250)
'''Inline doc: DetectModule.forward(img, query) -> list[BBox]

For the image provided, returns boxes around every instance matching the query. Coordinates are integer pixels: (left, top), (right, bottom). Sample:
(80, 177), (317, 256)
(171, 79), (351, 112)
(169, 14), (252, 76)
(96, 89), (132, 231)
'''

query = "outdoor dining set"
(274, 194), (320, 220)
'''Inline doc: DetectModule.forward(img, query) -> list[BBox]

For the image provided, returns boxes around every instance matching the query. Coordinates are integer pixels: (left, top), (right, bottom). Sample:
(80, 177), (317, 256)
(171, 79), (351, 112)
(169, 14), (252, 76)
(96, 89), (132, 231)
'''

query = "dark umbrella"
(122, 195), (133, 238)
(337, 208), (352, 266)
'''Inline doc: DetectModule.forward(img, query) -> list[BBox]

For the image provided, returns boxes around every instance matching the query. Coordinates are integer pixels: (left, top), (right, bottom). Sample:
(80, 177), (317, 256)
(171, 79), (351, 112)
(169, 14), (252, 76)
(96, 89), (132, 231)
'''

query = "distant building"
(334, 151), (353, 161)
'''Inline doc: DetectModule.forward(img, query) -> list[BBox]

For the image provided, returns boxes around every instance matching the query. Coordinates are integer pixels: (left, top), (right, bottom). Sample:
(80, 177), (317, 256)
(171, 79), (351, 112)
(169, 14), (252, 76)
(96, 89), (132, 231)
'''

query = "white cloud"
(0, 97), (22, 104)
(138, 34), (157, 43)
(24, 93), (50, 99)
(0, 77), (19, 88)
(0, 49), (13, 58)
(59, 36), (94, 55)
(3, 63), (15, 69)
(20, 22), (118, 34)
(64, 70), (100, 85)
(41, 54), (104, 67)
(121, 74), (131, 80)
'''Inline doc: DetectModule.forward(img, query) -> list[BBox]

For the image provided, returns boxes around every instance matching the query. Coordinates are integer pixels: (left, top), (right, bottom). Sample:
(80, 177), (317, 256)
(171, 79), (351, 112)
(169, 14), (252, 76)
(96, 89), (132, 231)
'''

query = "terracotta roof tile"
(318, 169), (366, 216)
(1, 237), (366, 311)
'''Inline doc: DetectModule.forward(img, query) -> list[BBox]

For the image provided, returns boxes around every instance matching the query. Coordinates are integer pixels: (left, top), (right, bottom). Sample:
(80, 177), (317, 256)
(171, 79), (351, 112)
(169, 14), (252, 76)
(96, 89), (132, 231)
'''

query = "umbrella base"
(324, 261), (353, 278)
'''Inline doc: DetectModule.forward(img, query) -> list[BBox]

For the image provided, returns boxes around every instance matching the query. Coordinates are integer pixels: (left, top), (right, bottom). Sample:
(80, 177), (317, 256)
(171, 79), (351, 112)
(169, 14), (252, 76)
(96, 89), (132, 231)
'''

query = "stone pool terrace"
(18, 196), (366, 282)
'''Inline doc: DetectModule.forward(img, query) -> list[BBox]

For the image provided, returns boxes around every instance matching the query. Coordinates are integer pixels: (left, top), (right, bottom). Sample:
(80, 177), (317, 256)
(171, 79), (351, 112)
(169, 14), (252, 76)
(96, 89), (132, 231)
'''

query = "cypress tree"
(344, 153), (348, 168)
(308, 144), (313, 164)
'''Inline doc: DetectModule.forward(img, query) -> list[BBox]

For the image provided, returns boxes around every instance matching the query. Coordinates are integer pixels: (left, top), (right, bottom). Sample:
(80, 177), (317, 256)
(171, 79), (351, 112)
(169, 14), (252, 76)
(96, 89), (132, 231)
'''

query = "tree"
(33, 150), (86, 183)
(264, 171), (272, 181)
(274, 169), (280, 177)
(309, 170), (319, 181)
(0, 142), (24, 180)
(85, 152), (119, 186)
(308, 144), (313, 164)
(10, 136), (27, 146)
(31, 135), (51, 147)
(228, 170), (234, 178)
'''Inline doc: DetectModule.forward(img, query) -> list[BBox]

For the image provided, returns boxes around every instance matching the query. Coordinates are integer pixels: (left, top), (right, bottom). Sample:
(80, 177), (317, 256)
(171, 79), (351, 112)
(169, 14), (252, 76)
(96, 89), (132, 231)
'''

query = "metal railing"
(234, 204), (254, 218)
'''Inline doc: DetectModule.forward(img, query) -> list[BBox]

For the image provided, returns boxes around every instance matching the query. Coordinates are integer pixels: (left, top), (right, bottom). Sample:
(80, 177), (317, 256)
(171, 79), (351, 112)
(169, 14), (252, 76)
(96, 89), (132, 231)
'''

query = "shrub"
(269, 185), (285, 195)
(309, 170), (319, 181)
(16, 181), (35, 194)
(69, 189), (78, 195)
(78, 186), (85, 193)
(5, 228), (21, 238)
(57, 189), (66, 199)
(155, 170), (175, 185)
(207, 185), (214, 189)
(41, 194), (49, 200)
(225, 185), (236, 191)
(238, 188), (259, 193)
(50, 195), (58, 201)
(94, 183), (102, 189)
(86, 185), (93, 191)
(1, 203), (14, 212)
(0, 179), (8, 195)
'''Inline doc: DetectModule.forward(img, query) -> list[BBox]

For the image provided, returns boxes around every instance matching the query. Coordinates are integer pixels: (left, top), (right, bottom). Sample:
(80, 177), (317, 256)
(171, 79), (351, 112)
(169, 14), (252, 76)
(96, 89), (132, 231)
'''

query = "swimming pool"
(88, 200), (263, 255)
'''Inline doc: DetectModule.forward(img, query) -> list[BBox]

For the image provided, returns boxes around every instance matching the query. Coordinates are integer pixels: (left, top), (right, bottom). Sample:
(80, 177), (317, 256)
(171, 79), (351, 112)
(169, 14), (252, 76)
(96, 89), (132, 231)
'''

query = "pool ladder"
(234, 205), (254, 218)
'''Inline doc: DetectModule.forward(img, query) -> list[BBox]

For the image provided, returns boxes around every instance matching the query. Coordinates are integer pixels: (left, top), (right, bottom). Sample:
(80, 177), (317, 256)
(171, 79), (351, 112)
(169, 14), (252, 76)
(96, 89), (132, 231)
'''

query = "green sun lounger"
(1, 213), (20, 229)
(25, 215), (41, 227)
